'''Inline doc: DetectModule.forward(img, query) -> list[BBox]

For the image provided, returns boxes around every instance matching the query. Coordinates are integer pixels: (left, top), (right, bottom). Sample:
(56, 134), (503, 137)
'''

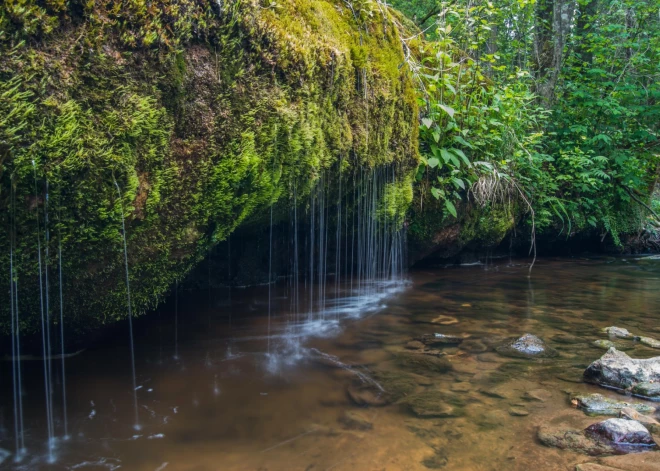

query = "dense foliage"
(396, 0), (659, 250)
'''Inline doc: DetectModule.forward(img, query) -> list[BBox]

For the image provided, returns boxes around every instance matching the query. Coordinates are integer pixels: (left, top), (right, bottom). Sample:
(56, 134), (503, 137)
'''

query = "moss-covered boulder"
(0, 0), (418, 334)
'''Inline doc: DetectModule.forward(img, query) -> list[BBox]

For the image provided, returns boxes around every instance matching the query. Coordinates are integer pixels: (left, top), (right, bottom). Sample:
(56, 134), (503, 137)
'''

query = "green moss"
(0, 0), (418, 334)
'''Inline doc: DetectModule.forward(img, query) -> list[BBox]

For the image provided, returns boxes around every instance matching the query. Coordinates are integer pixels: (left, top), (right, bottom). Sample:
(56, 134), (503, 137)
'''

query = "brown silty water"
(2, 256), (660, 470)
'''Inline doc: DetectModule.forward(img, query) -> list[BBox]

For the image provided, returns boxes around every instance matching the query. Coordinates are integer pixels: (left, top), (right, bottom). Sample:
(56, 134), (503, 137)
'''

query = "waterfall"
(265, 164), (407, 368)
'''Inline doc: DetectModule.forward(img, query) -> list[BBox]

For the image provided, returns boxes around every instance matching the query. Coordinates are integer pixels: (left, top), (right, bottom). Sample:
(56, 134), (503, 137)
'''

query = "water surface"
(2, 256), (660, 470)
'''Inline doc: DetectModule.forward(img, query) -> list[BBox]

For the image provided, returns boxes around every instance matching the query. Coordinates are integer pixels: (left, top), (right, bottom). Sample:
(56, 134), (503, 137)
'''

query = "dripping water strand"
(113, 176), (140, 431)
(32, 161), (55, 463)
(58, 223), (69, 440)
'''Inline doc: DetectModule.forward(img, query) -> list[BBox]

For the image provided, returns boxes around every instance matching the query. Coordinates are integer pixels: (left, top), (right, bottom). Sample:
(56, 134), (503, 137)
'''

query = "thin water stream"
(2, 256), (660, 470)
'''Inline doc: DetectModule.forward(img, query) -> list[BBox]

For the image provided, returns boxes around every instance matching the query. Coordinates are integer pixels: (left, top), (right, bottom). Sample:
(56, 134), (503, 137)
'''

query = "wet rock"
(403, 391), (465, 418)
(585, 418), (657, 448)
(338, 411), (373, 431)
(620, 407), (660, 434)
(405, 340), (426, 350)
(538, 426), (615, 455)
(571, 393), (656, 416)
(395, 352), (452, 374)
(602, 326), (634, 339)
(415, 333), (464, 347)
(496, 334), (558, 359)
(522, 389), (552, 402)
(584, 348), (660, 390)
(431, 315), (459, 325)
(509, 407), (529, 416)
(640, 337), (660, 349)
(346, 383), (389, 407)
(632, 382), (660, 400)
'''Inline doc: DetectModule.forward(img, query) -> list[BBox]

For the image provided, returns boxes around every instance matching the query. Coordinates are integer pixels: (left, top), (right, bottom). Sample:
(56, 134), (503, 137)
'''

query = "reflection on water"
(2, 256), (660, 470)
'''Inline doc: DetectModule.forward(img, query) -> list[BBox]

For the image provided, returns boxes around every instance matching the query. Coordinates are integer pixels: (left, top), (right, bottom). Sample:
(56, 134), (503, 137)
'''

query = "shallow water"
(2, 256), (660, 470)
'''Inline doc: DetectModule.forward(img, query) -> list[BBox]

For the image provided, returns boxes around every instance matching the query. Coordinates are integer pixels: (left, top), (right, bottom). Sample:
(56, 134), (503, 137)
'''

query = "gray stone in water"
(640, 337), (660, 349)
(602, 326), (634, 339)
(585, 418), (657, 447)
(496, 333), (558, 359)
(632, 382), (660, 400)
(571, 393), (656, 416)
(584, 348), (660, 390)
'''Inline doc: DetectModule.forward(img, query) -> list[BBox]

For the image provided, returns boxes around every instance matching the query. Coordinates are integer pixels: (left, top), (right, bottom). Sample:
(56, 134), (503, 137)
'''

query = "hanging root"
(470, 171), (537, 275)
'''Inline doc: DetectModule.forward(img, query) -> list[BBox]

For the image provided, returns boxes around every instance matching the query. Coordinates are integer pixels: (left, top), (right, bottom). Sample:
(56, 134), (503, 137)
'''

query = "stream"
(2, 256), (660, 470)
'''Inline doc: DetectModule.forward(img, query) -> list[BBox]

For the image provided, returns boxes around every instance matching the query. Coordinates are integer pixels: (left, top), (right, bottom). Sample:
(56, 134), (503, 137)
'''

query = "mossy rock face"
(0, 0), (418, 334)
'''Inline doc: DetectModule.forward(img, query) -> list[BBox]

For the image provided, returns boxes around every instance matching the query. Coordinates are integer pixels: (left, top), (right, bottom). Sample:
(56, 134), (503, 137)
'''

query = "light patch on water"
(70, 457), (122, 470)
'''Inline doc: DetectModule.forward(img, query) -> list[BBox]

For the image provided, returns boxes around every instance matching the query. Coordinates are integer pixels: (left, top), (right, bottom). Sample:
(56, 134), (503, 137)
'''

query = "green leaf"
(427, 157), (440, 169)
(439, 104), (455, 118)
(422, 118), (433, 129)
(445, 200), (457, 217)
(452, 177), (465, 190)
(431, 187), (442, 199)
(440, 148), (453, 164)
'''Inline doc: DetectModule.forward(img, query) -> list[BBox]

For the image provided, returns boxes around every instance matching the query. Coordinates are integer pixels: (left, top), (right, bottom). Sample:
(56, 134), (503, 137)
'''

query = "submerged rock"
(338, 411), (373, 431)
(523, 389), (553, 403)
(620, 407), (660, 434)
(592, 340), (633, 351)
(431, 315), (459, 325)
(584, 348), (660, 390)
(632, 382), (660, 400)
(402, 391), (465, 418)
(540, 419), (658, 456)
(640, 337), (660, 349)
(371, 370), (420, 401)
(602, 327), (634, 339)
(538, 426), (615, 456)
(395, 352), (452, 374)
(405, 340), (426, 350)
(571, 393), (656, 416)
(585, 418), (657, 447)
(346, 383), (389, 407)
(496, 334), (558, 359)
(509, 407), (529, 417)
(415, 333), (464, 347)
(577, 452), (660, 471)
